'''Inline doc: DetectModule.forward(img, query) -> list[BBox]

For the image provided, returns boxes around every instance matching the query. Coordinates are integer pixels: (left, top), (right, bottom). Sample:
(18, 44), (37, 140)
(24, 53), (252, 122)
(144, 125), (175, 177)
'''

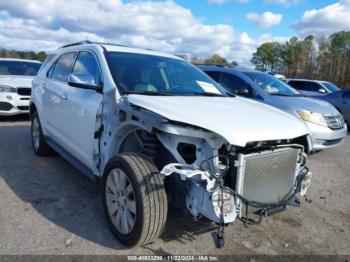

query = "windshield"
(0, 60), (41, 76)
(106, 52), (227, 96)
(244, 72), (302, 96)
(322, 82), (340, 93)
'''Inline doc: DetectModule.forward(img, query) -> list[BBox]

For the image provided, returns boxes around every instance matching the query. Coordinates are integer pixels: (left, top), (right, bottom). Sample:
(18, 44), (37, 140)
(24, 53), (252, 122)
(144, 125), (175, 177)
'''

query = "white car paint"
(0, 58), (41, 116)
(127, 94), (309, 147)
(31, 42), (312, 245)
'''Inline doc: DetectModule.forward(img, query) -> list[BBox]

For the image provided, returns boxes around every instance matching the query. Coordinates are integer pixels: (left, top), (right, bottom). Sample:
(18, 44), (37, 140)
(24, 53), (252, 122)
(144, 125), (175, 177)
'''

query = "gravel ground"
(0, 115), (349, 256)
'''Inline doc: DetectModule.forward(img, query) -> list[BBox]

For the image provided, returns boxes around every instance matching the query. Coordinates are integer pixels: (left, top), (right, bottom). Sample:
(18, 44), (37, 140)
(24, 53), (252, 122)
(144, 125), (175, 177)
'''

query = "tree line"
(176, 53), (238, 67)
(251, 31), (350, 88)
(3, 31), (350, 89)
(0, 49), (47, 62)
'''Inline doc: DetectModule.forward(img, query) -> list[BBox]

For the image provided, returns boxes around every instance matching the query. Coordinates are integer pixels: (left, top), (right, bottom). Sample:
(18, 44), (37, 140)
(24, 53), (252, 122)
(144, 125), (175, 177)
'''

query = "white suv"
(0, 58), (41, 116)
(31, 41), (312, 248)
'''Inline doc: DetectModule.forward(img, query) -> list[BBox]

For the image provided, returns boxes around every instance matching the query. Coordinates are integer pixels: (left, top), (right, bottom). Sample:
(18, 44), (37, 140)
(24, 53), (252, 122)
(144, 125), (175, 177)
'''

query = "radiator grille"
(16, 87), (31, 96)
(238, 148), (300, 204)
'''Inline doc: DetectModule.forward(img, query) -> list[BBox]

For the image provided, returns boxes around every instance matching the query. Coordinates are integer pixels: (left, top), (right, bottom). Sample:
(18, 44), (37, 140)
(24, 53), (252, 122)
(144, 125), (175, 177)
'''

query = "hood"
(0, 75), (34, 88)
(127, 95), (309, 147)
(268, 95), (338, 115)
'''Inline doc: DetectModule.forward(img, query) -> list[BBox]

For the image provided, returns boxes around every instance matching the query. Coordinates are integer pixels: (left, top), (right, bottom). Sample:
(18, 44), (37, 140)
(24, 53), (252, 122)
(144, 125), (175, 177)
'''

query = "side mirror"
(67, 73), (102, 91)
(318, 88), (326, 94)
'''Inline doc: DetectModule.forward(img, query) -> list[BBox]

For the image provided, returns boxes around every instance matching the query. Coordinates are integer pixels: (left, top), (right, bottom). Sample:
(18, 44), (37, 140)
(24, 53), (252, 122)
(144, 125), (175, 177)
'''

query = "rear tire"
(31, 111), (52, 156)
(102, 153), (168, 247)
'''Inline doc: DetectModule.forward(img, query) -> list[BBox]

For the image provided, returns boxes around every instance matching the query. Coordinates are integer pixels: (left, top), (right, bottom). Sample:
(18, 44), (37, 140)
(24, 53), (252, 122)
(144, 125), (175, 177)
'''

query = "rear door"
(43, 52), (77, 145)
(58, 51), (103, 169)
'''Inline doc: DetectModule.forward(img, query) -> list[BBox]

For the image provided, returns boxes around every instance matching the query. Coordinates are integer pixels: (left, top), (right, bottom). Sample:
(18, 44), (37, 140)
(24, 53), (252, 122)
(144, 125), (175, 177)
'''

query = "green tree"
(0, 48), (47, 62)
(204, 54), (229, 66)
(251, 42), (282, 72)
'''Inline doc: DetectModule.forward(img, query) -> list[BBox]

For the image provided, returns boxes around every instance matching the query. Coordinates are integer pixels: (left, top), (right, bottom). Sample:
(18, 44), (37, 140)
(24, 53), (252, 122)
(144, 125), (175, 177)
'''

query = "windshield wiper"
(122, 91), (174, 96)
(271, 93), (291, 97)
(191, 92), (226, 97)
(271, 93), (305, 97)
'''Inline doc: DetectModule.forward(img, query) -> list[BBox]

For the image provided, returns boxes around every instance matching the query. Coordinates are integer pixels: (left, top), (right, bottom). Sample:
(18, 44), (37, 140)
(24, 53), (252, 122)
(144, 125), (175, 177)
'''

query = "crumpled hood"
(0, 75), (34, 88)
(127, 95), (309, 147)
(269, 96), (338, 115)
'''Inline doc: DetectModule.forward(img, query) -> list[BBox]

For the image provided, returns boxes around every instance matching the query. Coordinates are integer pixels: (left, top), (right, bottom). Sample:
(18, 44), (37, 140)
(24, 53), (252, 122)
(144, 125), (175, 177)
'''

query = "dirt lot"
(0, 115), (349, 256)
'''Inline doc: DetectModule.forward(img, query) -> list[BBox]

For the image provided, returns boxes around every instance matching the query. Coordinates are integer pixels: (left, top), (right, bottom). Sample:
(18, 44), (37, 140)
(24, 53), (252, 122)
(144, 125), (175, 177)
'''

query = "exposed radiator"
(236, 147), (301, 214)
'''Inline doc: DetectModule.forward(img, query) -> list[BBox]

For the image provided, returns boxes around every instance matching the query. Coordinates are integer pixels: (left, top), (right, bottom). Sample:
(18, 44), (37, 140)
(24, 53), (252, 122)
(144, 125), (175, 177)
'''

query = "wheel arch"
(104, 124), (176, 172)
(29, 102), (37, 118)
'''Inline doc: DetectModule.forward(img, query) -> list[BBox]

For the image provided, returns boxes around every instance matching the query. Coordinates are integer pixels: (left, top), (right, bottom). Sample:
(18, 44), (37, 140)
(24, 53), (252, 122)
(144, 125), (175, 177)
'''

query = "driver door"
(59, 51), (103, 169)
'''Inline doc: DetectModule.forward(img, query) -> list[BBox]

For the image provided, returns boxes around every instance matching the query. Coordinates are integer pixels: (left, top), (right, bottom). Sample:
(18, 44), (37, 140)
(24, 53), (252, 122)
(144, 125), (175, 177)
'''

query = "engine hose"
(199, 154), (308, 228)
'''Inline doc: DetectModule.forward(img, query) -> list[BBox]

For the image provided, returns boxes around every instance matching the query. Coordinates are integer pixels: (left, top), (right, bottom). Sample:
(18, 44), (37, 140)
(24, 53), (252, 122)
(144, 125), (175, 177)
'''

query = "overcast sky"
(0, 0), (349, 66)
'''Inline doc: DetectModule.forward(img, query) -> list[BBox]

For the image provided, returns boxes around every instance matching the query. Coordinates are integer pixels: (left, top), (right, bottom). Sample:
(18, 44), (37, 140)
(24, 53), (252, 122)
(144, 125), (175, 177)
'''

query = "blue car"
(308, 89), (350, 125)
(286, 79), (349, 125)
(285, 79), (340, 97)
(199, 65), (347, 152)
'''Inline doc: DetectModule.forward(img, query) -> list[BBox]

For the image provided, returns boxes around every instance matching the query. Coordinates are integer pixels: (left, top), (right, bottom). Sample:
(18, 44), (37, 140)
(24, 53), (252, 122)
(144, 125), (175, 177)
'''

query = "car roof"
(285, 78), (323, 83)
(198, 64), (257, 74)
(53, 41), (182, 61)
(0, 58), (41, 63)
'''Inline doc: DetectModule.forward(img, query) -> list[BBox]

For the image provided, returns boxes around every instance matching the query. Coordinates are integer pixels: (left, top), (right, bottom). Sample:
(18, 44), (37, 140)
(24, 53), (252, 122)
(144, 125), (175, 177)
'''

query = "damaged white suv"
(31, 41), (312, 248)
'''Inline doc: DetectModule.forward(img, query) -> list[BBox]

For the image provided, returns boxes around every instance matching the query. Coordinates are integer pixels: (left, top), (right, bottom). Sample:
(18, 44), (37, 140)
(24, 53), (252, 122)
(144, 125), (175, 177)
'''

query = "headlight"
(0, 85), (16, 93)
(297, 111), (327, 127)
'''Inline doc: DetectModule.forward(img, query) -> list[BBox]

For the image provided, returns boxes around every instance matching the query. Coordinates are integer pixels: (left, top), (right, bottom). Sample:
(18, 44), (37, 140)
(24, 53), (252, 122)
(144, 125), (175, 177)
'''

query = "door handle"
(60, 92), (68, 100)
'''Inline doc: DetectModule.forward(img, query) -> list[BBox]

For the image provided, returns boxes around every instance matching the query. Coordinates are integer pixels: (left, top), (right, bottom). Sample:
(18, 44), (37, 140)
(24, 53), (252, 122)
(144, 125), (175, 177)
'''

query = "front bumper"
(0, 92), (30, 116)
(305, 121), (347, 150)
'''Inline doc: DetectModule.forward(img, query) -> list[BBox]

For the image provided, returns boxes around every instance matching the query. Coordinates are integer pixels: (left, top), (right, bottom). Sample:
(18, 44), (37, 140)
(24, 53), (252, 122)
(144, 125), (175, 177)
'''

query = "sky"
(0, 0), (349, 66)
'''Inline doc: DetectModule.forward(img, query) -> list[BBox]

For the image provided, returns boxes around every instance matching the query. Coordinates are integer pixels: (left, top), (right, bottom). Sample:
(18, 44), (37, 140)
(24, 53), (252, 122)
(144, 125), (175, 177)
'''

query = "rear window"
(0, 60), (41, 76)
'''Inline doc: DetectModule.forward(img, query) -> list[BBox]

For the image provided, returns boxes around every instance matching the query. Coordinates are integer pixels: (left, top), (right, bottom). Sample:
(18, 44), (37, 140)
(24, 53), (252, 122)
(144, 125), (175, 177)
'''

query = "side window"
(50, 52), (76, 82)
(71, 51), (102, 85)
(220, 73), (252, 97)
(205, 71), (220, 82)
(305, 82), (322, 92)
(38, 54), (55, 75)
(288, 81), (305, 90)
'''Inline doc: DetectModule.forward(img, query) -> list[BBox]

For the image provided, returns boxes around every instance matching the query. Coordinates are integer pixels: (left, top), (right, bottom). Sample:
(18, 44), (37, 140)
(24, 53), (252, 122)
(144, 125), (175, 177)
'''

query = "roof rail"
(59, 40), (132, 49)
(59, 40), (94, 49)
(93, 42), (131, 48)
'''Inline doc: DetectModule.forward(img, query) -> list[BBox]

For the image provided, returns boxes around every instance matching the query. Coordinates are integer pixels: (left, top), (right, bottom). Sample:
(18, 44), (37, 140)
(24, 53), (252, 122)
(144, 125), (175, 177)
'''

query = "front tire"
(102, 153), (168, 247)
(31, 111), (52, 156)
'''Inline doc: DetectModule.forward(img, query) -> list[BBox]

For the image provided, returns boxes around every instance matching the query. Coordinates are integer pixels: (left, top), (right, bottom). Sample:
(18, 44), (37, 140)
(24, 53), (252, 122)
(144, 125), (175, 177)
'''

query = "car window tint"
(306, 82), (323, 92)
(205, 71), (220, 82)
(220, 73), (251, 96)
(288, 81), (306, 90)
(0, 60), (41, 76)
(72, 52), (102, 85)
(106, 52), (226, 95)
(289, 81), (321, 91)
(51, 52), (76, 82)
